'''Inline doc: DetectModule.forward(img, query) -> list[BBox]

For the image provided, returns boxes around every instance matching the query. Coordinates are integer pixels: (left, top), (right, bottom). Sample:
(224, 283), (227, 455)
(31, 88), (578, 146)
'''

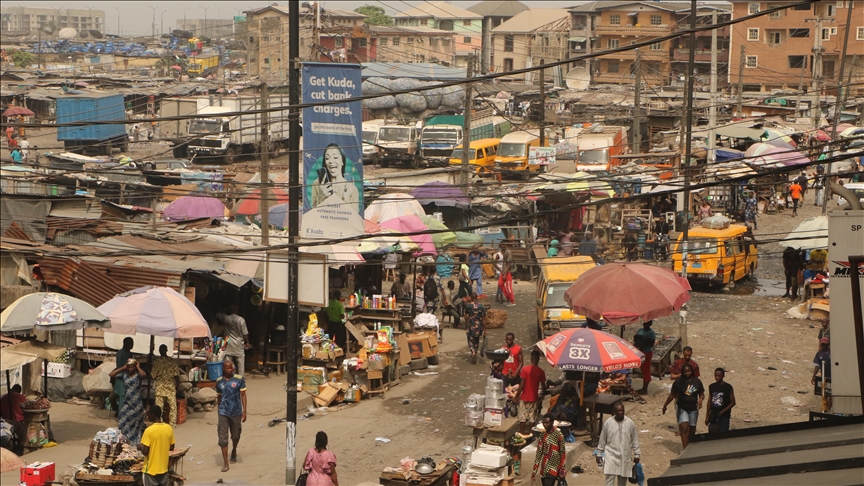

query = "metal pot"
(415, 463), (434, 475)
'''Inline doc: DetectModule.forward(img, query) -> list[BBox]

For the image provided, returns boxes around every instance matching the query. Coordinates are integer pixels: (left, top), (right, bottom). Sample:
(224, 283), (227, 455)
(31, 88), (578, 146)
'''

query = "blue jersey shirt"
(216, 374), (246, 417)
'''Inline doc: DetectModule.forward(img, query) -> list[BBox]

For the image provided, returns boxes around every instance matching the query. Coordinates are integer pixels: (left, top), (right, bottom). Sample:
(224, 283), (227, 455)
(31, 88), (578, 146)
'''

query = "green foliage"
(354, 5), (394, 26)
(8, 49), (34, 68)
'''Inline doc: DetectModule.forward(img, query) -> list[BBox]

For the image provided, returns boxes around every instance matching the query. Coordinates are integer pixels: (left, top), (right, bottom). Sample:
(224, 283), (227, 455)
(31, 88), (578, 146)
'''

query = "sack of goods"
(701, 214), (731, 229)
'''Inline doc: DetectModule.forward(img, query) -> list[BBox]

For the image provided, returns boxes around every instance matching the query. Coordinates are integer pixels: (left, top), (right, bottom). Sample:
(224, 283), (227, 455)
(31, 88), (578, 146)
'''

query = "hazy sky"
(12, 1), (588, 36)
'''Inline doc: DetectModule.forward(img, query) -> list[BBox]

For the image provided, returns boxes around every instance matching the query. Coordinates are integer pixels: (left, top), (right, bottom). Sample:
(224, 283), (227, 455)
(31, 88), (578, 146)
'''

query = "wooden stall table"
(379, 463), (455, 486)
(22, 408), (53, 453)
(650, 335), (682, 379)
(583, 394), (622, 445)
(471, 417), (520, 449)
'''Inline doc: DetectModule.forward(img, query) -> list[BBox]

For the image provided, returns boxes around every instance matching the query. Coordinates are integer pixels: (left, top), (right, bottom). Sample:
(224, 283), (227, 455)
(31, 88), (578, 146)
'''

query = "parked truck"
(56, 93), (128, 155)
(186, 95), (290, 164)
(575, 124), (628, 172)
(377, 123), (421, 168)
(420, 109), (494, 167)
(158, 97), (210, 158)
(187, 53), (221, 76)
(361, 119), (386, 165)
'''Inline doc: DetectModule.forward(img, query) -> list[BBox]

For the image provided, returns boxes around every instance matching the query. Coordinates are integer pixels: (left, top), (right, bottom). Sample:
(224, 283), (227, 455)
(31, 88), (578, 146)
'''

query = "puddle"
(729, 278), (787, 297)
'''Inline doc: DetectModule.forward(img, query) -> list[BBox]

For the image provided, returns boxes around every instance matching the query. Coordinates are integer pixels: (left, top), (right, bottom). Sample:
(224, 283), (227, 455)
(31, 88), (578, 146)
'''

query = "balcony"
(694, 25), (729, 37)
(595, 72), (668, 85)
(596, 24), (674, 36)
(599, 49), (669, 61)
(672, 48), (730, 63)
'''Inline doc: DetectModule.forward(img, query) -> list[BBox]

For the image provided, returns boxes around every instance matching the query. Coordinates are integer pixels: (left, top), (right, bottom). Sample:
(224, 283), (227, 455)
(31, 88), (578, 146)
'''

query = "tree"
(8, 49), (34, 68)
(354, 5), (394, 26)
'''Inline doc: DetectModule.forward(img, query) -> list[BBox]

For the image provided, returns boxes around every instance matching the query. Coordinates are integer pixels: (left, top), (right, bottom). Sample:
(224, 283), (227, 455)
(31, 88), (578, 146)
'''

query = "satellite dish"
(58, 28), (77, 39)
(565, 67), (591, 91)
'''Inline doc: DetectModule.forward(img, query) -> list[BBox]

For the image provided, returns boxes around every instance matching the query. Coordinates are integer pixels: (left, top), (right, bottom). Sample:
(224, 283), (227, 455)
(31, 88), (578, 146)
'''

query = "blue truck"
(419, 109), (495, 167)
(56, 93), (129, 155)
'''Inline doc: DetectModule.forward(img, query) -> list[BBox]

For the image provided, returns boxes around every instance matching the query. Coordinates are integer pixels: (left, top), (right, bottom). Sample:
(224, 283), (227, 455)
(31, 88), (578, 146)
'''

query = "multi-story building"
(1, 7), (104, 33)
(728, 0), (864, 94)
(242, 4), (366, 80)
(365, 25), (456, 65)
(176, 19), (236, 39)
(569, 1), (730, 86)
(393, 1), (483, 69)
(491, 8), (572, 82)
(467, 0), (529, 73)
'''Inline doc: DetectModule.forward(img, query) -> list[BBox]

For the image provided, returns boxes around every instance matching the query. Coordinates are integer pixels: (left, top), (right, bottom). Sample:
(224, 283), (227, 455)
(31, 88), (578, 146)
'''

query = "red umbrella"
(808, 129), (830, 142)
(2, 107), (34, 117)
(536, 328), (644, 373)
(563, 262), (691, 325)
(234, 188), (289, 215)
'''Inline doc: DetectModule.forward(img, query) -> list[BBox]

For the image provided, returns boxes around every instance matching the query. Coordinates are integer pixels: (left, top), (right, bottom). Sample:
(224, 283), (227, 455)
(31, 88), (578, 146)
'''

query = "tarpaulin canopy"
(715, 125), (765, 141)
(410, 182), (469, 208)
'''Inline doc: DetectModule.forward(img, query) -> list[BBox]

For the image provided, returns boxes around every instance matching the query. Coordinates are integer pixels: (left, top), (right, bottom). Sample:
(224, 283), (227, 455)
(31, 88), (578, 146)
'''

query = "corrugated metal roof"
(48, 198), (102, 219)
(393, 1), (482, 19)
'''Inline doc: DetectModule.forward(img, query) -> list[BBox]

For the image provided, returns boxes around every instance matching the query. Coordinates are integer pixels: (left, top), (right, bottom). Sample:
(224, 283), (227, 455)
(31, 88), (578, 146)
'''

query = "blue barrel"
(206, 361), (223, 381)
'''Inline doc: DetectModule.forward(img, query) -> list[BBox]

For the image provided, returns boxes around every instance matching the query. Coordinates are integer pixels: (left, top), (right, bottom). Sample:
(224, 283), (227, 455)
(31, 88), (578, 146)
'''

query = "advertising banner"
(529, 146), (556, 165)
(301, 62), (364, 239)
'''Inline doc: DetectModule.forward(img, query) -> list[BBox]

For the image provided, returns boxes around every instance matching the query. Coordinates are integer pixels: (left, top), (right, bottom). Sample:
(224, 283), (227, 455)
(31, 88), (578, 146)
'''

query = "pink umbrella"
(380, 215), (436, 255)
(97, 286), (210, 339)
(744, 142), (773, 158)
(756, 147), (810, 167)
(162, 195), (227, 222)
(2, 106), (34, 117)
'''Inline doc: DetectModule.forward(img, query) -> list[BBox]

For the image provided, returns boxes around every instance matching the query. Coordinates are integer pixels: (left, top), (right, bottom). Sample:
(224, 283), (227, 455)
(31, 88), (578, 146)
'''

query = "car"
(141, 159), (192, 171)
(836, 182), (864, 207)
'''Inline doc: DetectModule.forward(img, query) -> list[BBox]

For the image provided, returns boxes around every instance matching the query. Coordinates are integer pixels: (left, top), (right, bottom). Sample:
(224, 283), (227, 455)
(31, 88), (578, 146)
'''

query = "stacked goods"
(22, 397), (51, 410)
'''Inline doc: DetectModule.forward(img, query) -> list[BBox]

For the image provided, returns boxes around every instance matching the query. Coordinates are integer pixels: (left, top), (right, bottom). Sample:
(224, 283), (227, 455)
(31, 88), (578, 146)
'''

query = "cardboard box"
(471, 447), (509, 468)
(297, 367), (327, 394)
(484, 408), (504, 427)
(366, 370), (383, 380)
(407, 332), (438, 359)
(41, 362), (72, 379)
(20, 462), (56, 486)
(313, 382), (347, 407)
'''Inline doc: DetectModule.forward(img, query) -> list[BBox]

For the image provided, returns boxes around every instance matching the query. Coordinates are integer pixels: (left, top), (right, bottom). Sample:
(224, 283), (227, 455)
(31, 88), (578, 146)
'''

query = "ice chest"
(471, 447), (508, 468)
(21, 462), (56, 486)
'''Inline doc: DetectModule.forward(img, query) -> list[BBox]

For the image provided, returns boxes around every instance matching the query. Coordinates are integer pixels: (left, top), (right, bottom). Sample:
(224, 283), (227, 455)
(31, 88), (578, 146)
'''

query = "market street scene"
(1, 1), (863, 486)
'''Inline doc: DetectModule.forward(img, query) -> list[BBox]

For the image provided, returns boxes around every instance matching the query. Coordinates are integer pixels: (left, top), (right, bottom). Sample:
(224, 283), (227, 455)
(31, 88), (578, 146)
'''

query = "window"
(264, 57), (270, 64)
(420, 19), (427, 25)
(463, 20), (471, 26)
(745, 55), (758, 68)
(464, 36), (472, 44)
(407, 37), (414, 43)
(504, 35), (514, 52)
(822, 28), (830, 40)
(503, 58), (513, 71)
(769, 9), (783, 18)
(650, 41), (663, 50)
(650, 15), (662, 26)
(442, 39), (450, 46)
(748, 3), (760, 14)
(788, 55), (807, 69)
(380, 38), (387, 46)
(826, 4), (836, 16)
(789, 28), (810, 38)
(393, 37), (400, 46)
(768, 31), (782, 45)
(830, 27), (837, 35)
(608, 60), (620, 73)
(430, 38), (438, 46)
(335, 37), (343, 48)
(610, 14), (621, 25)
(858, 27), (864, 40)
(748, 28), (759, 40)
(359, 39), (367, 48)
(608, 38), (619, 49)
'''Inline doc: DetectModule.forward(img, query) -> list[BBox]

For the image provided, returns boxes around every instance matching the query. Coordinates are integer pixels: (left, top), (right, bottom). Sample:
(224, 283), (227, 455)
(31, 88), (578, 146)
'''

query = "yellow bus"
(448, 138), (501, 173)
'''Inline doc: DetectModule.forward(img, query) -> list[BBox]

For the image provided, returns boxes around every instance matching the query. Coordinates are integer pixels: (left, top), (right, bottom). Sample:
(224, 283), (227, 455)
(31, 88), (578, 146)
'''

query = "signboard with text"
(529, 146), (556, 165)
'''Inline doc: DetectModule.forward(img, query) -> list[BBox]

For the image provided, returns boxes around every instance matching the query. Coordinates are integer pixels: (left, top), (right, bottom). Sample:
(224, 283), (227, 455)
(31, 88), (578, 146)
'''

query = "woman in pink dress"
(303, 431), (338, 486)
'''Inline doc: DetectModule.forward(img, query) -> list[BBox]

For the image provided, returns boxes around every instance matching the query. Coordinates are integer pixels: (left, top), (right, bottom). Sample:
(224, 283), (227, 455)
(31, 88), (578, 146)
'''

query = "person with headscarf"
(547, 239), (559, 257)
(109, 358), (146, 444)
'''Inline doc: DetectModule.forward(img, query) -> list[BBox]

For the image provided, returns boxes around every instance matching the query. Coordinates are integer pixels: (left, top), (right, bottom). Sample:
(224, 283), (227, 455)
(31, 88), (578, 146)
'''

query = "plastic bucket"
(206, 361), (223, 381)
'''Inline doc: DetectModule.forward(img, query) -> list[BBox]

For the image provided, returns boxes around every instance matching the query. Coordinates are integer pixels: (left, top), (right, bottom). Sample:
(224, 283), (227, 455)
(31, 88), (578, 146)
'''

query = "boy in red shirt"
(515, 350), (547, 434)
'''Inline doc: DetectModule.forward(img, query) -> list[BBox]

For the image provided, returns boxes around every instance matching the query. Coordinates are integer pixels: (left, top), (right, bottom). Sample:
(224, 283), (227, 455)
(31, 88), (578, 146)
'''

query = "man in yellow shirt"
(138, 405), (175, 486)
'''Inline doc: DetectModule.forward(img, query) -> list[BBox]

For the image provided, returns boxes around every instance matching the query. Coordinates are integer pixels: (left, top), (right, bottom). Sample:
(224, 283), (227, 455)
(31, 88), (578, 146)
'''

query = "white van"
(362, 120), (386, 164)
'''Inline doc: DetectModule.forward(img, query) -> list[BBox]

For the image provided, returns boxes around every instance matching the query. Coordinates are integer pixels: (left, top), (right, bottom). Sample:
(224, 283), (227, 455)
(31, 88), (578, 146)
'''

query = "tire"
(410, 157), (420, 169)
(427, 354), (439, 365)
(224, 146), (237, 164)
(172, 146), (187, 158)
(726, 277), (736, 290)
(380, 159), (390, 169)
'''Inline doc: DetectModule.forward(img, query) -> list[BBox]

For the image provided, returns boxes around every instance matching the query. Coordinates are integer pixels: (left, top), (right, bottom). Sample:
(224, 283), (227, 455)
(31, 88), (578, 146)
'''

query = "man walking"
(138, 405), (175, 486)
(597, 403), (641, 486)
(789, 180), (803, 216)
(501, 332), (523, 388)
(515, 350), (547, 434)
(151, 345), (180, 427)
(706, 368), (735, 433)
(216, 360), (247, 472)
(531, 413), (566, 486)
(634, 321), (656, 395)
(499, 241), (516, 307)
(669, 346), (700, 380)
(468, 245), (485, 296)
(216, 305), (250, 375)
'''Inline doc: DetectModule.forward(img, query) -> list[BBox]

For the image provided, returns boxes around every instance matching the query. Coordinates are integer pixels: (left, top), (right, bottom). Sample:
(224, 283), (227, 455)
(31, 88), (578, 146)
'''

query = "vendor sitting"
(548, 382), (579, 426)
(390, 273), (412, 302)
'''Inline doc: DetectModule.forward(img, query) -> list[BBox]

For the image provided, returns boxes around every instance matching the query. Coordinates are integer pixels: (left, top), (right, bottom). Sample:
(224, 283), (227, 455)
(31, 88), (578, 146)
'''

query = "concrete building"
(176, 19), (236, 39)
(366, 25), (456, 65)
(727, 0), (864, 94)
(393, 1), (483, 69)
(491, 8), (571, 82)
(467, 0), (529, 74)
(1, 6), (104, 33)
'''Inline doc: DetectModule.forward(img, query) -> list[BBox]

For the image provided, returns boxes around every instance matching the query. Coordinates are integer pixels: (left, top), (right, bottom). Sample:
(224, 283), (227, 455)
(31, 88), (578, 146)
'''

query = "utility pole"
(681, 0), (697, 279)
(812, 15), (824, 130)
(824, 3), (855, 216)
(735, 45), (745, 117)
(633, 50), (642, 154)
(460, 53), (474, 187)
(795, 64), (806, 120)
(285, 1), (300, 484)
(260, 83), (270, 247)
(707, 12), (717, 164)
(539, 60), (546, 148)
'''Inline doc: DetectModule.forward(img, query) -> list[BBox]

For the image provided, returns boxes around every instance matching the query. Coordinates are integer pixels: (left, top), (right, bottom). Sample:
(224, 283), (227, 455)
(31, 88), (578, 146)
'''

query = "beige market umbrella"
(0, 447), (25, 473)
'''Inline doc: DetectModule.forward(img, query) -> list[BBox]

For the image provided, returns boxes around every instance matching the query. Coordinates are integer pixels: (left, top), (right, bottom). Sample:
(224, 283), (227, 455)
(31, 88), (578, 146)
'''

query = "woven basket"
(484, 309), (508, 329)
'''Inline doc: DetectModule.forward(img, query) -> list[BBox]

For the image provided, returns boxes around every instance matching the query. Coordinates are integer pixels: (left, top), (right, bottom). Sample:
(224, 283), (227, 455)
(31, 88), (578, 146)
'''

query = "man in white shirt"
(18, 137), (29, 163)
(216, 304), (250, 375)
(597, 402), (641, 486)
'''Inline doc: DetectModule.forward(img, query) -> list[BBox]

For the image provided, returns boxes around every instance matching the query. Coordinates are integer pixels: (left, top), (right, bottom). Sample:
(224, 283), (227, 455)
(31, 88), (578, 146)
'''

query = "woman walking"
(303, 431), (338, 486)
(463, 293), (486, 364)
(661, 363), (704, 449)
(109, 358), (146, 444)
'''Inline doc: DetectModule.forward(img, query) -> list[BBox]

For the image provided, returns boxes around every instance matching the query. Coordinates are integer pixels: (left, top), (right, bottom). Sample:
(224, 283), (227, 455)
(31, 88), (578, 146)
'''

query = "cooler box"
(21, 462), (56, 486)
(471, 446), (508, 468)
(206, 361), (223, 381)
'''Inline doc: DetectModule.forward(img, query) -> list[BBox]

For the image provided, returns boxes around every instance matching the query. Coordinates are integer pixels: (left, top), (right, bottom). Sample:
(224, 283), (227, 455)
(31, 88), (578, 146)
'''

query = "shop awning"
(715, 126), (765, 141)
(569, 36), (587, 42)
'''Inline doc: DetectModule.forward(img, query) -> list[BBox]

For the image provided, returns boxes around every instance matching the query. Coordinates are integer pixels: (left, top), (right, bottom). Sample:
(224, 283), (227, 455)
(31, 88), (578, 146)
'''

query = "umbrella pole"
(5, 370), (10, 393)
(145, 335), (155, 406)
(43, 359), (48, 397)
(580, 371), (585, 407)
